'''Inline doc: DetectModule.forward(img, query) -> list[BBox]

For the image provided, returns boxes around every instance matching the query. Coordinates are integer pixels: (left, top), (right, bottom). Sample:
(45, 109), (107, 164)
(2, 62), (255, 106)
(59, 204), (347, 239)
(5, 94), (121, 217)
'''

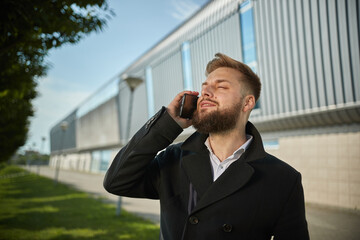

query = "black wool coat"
(104, 107), (309, 240)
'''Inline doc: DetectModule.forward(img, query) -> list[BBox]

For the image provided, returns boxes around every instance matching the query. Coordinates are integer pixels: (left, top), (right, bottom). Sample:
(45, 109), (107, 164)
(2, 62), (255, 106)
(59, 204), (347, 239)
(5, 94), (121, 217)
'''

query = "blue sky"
(26, 0), (208, 154)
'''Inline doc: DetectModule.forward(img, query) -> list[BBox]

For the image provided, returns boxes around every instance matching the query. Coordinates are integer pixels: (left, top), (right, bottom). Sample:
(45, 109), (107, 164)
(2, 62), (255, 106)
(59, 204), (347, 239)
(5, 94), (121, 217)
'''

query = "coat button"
(222, 224), (232, 232)
(189, 216), (199, 224)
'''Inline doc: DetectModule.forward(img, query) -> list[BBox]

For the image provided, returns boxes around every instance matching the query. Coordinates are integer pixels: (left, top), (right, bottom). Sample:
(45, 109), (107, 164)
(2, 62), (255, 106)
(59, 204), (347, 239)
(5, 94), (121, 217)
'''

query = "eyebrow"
(202, 79), (231, 86)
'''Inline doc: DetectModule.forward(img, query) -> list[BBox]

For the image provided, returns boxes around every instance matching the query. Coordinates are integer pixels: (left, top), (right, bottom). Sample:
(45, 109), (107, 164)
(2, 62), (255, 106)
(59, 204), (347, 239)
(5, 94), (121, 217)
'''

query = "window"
(181, 41), (193, 90)
(91, 150), (112, 173)
(240, 0), (260, 109)
(91, 151), (101, 172)
(100, 150), (111, 172)
(146, 66), (155, 117)
(263, 139), (279, 150)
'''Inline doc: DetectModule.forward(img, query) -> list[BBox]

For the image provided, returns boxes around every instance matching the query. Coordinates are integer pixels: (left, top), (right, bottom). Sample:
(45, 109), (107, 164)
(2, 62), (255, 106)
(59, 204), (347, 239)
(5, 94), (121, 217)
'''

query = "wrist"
(166, 108), (191, 129)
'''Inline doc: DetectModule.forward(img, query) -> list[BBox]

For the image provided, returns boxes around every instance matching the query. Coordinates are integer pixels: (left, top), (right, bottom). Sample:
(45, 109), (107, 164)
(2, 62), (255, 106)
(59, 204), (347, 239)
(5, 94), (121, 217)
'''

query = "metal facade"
(152, 51), (184, 111)
(252, 0), (360, 131)
(190, 13), (243, 91)
(50, 0), (360, 153)
(50, 110), (77, 152)
(117, 77), (149, 142)
(76, 96), (120, 151)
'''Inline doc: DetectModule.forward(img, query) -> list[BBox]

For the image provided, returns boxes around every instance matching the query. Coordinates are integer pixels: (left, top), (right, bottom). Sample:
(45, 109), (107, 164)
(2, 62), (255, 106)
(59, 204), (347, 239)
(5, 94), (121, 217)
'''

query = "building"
(50, 0), (360, 209)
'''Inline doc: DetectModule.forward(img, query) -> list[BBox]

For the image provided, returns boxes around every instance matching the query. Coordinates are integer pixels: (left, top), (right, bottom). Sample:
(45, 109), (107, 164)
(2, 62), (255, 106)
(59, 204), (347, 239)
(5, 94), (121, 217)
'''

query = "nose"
(201, 84), (214, 98)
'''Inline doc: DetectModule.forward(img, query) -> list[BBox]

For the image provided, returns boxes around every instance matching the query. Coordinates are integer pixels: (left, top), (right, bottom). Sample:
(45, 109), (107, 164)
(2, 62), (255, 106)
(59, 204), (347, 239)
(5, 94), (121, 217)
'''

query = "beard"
(192, 99), (243, 134)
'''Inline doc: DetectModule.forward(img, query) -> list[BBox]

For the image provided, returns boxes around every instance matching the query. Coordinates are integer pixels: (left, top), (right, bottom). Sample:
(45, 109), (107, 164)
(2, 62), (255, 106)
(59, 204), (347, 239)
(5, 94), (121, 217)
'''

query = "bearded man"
(104, 53), (309, 240)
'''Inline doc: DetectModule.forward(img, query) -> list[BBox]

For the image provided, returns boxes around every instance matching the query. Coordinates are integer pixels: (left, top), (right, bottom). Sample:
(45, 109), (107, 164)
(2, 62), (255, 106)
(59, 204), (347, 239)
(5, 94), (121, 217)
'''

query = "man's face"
(192, 67), (245, 133)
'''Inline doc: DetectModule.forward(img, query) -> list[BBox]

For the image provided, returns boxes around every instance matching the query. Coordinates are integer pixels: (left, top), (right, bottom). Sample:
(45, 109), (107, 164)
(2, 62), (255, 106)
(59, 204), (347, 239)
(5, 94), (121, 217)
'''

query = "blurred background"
(1, 0), (359, 239)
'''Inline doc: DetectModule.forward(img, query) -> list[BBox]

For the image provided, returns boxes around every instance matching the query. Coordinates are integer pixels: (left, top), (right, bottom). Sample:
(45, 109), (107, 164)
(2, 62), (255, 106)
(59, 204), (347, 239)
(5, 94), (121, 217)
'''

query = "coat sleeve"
(273, 173), (310, 240)
(103, 107), (183, 199)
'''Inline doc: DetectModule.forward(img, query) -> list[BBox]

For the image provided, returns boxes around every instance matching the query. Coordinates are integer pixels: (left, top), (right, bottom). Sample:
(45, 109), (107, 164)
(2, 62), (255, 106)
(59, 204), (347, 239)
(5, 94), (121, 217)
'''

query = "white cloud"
(170, 0), (202, 21)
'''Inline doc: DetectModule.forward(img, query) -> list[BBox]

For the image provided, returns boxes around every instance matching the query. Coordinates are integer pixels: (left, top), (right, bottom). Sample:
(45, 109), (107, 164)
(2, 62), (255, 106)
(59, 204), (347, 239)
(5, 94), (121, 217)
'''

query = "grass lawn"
(0, 165), (160, 240)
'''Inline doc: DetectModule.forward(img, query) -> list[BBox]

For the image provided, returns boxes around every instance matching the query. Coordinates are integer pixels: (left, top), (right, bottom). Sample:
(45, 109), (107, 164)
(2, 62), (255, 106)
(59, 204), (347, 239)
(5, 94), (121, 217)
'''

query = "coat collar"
(180, 121), (266, 213)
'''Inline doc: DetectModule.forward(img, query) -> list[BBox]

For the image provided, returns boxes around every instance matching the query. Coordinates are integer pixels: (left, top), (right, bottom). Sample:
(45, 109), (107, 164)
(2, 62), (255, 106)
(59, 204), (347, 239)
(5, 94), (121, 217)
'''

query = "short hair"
(205, 53), (261, 102)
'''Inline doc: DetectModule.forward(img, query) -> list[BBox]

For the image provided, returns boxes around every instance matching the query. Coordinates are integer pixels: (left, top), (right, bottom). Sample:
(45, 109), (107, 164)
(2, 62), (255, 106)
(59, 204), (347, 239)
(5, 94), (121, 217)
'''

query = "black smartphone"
(179, 94), (198, 119)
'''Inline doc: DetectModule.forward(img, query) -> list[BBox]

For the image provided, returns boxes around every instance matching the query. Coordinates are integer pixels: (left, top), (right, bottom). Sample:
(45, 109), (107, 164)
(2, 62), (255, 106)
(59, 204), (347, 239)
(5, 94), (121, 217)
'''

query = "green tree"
(0, 0), (113, 163)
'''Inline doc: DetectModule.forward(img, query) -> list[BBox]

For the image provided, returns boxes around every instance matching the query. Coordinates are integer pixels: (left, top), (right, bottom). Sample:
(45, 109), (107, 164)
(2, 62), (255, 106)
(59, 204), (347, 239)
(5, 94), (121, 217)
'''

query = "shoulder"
(250, 153), (301, 182)
(264, 153), (298, 172)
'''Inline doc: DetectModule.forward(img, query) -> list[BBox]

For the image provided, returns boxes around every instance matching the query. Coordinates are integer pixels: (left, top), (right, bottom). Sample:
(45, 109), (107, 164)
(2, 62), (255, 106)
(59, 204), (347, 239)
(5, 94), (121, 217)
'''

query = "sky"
(25, 0), (209, 154)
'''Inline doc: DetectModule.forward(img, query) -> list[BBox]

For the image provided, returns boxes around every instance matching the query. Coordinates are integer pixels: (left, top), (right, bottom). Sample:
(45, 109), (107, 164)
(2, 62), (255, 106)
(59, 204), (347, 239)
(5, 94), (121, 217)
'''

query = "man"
(104, 53), (309, 240)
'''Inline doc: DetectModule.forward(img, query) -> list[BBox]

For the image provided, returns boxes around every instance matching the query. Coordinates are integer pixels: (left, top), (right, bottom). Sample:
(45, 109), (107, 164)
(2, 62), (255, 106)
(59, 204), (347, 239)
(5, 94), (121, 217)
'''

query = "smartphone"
(179, 94), (198, 119)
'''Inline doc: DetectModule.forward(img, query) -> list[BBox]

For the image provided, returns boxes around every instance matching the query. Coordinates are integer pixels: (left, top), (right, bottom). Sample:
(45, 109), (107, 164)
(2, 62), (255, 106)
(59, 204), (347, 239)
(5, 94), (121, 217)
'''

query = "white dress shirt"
(205, 135), (253, 181)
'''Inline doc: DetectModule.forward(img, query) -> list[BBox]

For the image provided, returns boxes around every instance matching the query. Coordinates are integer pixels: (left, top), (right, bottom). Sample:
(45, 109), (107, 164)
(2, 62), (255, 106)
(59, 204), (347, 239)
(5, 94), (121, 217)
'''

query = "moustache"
(199, 98), (219, 105)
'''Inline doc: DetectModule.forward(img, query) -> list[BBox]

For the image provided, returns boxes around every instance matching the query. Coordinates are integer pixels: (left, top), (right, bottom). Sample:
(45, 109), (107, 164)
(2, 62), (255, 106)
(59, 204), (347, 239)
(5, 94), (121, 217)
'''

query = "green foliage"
(11, 152), (50, 165)
(0, 0), (114, 163)
(0, 166), (160, 239)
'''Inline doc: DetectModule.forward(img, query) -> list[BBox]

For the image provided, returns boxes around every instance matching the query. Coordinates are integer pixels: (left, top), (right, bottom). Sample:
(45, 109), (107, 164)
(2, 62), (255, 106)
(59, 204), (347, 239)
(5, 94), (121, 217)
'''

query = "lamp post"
(41, 136), (46, 154)
(37, 136), (46, 174)
(54, 121), (68, 185)
(124, 75), (144, 140)
(116, 75), (143, 216)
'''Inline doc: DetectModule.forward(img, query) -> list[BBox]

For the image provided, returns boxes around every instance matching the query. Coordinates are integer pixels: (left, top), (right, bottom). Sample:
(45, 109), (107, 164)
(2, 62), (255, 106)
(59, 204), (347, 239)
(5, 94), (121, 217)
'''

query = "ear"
(242, 95), (255, 112)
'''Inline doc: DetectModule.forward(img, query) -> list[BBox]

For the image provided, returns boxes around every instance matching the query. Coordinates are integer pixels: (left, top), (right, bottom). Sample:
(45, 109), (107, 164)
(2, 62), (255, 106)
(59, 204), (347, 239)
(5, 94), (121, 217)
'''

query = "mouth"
(199, 99), (218, 109)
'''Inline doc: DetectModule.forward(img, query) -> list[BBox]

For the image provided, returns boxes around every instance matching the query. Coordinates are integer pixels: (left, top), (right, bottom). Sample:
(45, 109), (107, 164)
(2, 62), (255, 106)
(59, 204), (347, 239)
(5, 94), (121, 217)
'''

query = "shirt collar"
(204, 134), (253, 162)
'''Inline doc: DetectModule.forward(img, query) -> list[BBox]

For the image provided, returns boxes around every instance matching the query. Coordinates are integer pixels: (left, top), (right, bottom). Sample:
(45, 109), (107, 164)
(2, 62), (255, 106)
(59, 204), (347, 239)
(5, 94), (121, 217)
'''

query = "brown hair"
(205, 53), (261, 102)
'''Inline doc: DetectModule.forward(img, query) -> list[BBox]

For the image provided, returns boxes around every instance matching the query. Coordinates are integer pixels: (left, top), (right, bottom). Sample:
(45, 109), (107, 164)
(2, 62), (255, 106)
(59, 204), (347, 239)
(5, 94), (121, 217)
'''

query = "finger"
(174, 91), (193, 103)
(177, 91), (199, 99)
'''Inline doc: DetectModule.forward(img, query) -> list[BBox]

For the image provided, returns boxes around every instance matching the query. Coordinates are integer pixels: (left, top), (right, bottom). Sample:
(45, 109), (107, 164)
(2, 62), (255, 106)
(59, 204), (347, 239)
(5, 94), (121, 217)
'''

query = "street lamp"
(37, 136), (46, 174)
(116, 74), (143, 216)
(123, 75), (144, 140)
(41, 136), (46, 154)
(54, 121), (68, 185)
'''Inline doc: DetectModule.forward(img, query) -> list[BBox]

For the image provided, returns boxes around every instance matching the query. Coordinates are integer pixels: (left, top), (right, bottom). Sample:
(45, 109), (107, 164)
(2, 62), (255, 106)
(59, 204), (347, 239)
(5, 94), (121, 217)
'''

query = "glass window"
(240, 0), (260, 109)
(146, 67), (155, 117)
(91, 151), (101, 172)
(263, 139), (279, 150)
(91, 150), (112, 172)
(181, 41), (193, 90)
(100, 150), (111, 172)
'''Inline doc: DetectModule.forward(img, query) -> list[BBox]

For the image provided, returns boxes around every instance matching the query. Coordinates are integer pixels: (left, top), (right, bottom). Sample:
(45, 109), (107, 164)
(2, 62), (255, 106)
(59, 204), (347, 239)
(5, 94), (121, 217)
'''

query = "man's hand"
(167, 91), (199, 129)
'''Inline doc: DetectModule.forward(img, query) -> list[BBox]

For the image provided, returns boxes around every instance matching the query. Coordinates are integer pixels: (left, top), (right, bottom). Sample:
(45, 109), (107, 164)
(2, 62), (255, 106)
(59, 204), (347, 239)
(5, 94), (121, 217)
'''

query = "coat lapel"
(182, 152), (213, 198)
(192, 156), (254, 213)
(181, 132), (213, 198)
(181, 122), (266, 213)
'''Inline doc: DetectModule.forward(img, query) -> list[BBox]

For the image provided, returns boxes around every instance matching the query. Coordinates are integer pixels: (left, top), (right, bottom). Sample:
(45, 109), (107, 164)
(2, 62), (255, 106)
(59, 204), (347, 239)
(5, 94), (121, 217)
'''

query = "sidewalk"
(27, 165), (360, 240)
